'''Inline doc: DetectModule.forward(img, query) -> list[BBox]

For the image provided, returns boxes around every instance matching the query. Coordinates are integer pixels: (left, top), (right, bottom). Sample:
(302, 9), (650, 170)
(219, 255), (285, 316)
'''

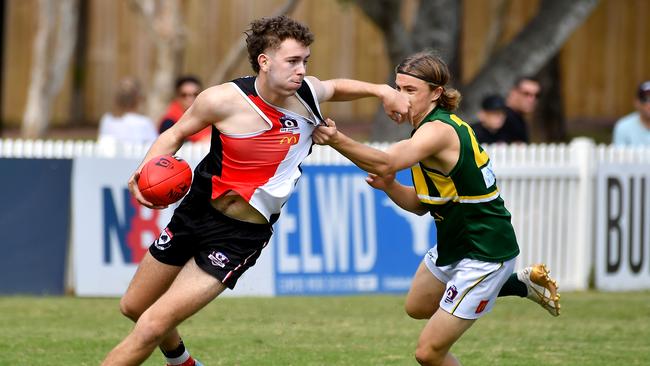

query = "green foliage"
(0, 292), (648, 365)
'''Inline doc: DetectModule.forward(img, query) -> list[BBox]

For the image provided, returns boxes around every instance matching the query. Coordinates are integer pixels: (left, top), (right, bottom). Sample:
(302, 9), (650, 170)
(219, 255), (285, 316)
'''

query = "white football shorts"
(424, 246), (516, 320)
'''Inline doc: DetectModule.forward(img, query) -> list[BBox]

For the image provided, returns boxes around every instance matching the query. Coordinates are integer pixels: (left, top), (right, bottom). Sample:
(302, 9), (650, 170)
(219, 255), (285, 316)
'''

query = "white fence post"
(570, 137), (596, 290)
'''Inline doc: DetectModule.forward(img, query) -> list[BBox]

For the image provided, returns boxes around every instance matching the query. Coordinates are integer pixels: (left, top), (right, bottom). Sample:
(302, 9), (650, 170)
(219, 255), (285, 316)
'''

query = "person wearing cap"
(612, 81), (650, 146)
(471, 94), (510, 144)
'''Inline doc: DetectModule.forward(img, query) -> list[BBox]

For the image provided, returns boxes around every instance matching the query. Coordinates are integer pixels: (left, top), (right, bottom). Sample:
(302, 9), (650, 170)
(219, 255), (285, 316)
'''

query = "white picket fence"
(2, 137), (650, 290)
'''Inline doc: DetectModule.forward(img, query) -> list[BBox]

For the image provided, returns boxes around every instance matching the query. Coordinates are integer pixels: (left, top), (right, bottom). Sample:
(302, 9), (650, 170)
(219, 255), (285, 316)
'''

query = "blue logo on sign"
(102, 188), (162, 264)
(272, 166), (436, 295)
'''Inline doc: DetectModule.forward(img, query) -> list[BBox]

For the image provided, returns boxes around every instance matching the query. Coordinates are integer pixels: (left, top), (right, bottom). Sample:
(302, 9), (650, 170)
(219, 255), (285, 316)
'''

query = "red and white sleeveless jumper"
(191, 76), (324, 223)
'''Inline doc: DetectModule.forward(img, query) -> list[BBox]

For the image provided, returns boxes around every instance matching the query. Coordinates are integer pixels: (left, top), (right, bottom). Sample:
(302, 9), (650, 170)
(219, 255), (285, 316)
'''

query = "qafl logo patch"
(444, 285), (459, 304)
(208, 251), (230, 268)
(154, 227), (173, 250)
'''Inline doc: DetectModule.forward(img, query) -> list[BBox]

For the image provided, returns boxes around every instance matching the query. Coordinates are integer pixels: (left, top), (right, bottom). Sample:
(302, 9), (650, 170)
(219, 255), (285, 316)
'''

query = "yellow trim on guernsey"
(412, 165), (428, 196)
(458, 189), (500, 203)
(412, 164), (500, 205)
(450, 114), (489, 168)
(417, 189), (500, 205)
(429, 170), (458, 198)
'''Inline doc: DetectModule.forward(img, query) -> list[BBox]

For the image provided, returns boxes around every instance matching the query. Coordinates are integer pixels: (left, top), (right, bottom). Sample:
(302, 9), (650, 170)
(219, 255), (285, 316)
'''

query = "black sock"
(161, 340), (186, 358)
(498, 273), (528, 297)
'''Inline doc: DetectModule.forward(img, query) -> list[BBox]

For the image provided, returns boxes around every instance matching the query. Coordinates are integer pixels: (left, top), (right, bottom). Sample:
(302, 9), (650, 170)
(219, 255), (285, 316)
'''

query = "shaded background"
(1, 0), (649, 142)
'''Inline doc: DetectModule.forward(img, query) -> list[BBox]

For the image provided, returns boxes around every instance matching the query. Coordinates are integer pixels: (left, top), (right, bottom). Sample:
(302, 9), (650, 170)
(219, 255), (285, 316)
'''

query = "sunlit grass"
(1, 291), (648, 365)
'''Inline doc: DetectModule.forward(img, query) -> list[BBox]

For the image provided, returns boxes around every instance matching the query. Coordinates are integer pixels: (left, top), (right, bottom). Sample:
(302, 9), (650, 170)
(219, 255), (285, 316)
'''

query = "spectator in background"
(471, 94), (509, 144)
(502, 76), (541, 144)
(612, 80), (650, 146)
(98, 77), (157, 145)
(158, 75), (211, 142)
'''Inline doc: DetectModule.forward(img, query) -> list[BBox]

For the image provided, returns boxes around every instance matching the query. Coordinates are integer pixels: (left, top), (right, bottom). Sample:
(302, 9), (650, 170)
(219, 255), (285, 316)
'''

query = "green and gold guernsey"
(411, 106), (520, 266)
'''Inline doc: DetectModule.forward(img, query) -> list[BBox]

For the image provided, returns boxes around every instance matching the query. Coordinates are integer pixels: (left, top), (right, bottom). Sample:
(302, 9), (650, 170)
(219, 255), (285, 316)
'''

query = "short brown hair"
(395, 51), (461, 111)
(245, 15), (314, 73)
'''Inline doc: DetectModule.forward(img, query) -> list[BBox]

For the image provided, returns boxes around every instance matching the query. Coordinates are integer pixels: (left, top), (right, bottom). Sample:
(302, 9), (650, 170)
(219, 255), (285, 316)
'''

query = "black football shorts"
(149, 191), (273, 289)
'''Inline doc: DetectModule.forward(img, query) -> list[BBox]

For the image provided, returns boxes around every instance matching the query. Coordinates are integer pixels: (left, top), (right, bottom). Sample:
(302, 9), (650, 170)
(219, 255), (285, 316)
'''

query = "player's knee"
(414, 344), (443, 366)
(132, 313), (170, 347)
(415, 337), (449, 366)
(405, 301), (434, 320)
(119, 297), (144, 321)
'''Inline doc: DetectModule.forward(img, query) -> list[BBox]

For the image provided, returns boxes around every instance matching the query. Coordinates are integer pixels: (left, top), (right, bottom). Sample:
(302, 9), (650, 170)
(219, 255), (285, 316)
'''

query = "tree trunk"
(411, 0), (461, 77)
(533, 55), (566, 142)
(355, 0), (411, 142)
(131, 0), (185, 122)
(459, 0), (600, 120)
(68, 0), (89, 126)
(355, 0), (461, 141)
(22, 0), (78, 139)
(0, 0), (6, 135)
(355, 0), (411, 67)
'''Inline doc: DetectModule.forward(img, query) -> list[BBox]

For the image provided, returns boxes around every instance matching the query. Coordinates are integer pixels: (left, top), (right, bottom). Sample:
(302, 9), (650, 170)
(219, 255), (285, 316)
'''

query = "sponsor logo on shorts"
(154, 227), (173, 250)
(475, 299), (489, 314)
(444, 285), (458, 304)
(208, 251), (230, 268)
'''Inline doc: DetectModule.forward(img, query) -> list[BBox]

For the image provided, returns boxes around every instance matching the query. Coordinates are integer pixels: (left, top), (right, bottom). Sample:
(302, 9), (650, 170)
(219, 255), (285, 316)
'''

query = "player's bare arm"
(313, 118), (456, 176)
(366, 173), (428, 215)
(306, 76), (410, 122)
(128, 84), (231, 208)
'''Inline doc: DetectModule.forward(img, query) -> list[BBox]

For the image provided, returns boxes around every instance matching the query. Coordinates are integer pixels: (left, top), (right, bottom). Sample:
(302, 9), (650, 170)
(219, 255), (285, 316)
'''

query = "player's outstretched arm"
(313, 119), (427, 215)
(313, 118), (449, 177)
(312, 118), (391, 173)
(366, 173), (428, 215)
(306, 76), (410, 123)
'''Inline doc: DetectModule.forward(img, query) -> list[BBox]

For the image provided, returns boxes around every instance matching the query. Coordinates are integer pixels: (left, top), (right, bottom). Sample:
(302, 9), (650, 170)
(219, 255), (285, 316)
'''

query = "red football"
(137, 154), (192, 206)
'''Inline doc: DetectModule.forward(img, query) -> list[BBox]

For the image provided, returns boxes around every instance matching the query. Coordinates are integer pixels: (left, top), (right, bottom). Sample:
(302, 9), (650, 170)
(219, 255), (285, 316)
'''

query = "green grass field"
(1, 291), (649, 365)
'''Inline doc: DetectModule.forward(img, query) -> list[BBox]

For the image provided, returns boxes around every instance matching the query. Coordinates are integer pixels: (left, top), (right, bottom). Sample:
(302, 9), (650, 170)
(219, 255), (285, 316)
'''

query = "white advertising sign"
(596, 164), (650, 290)
(71, 157), (273, 297)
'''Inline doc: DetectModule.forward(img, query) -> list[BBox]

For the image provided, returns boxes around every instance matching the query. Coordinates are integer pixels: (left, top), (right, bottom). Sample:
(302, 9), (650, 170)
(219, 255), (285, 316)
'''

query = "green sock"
(498, 273), (528, 297)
